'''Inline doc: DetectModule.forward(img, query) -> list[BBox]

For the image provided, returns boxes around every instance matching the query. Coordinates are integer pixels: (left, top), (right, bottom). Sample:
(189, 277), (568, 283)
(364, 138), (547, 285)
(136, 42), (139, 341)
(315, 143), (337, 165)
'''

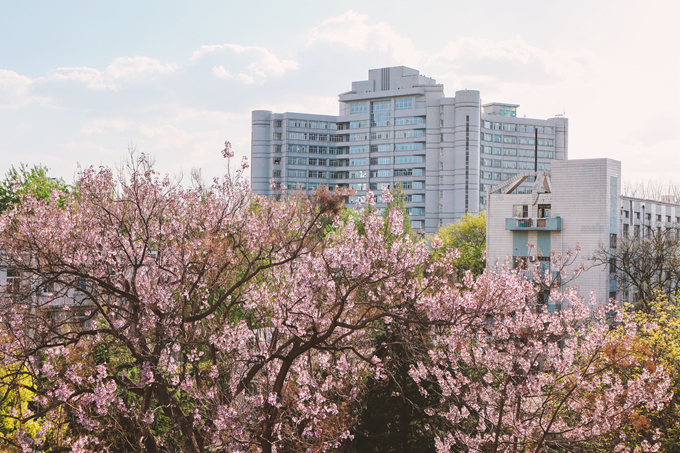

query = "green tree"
(384, 182), (412, 236)
(434, 212), (486, 276)
(349, 322), (442, 453)
(0, 163), (69, 213)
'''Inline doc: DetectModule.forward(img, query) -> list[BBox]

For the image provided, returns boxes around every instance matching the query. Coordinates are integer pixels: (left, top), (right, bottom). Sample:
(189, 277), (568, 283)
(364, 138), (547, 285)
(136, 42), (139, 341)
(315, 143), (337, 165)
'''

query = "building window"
(394, 143), (424, 151)
(538, 204), (551, 218)
(273, 132), (282, 140)
(350, 102), (368, 114)
(394, 155), (424, 164)
(439, 162), (444, 170)
(610, 233), (617, 249)
(5, 269), (20, 292)
(371, 100), (392, 126)
(350, 120), (369, 129)
(272, 170), (281, 177)
(394, 97), (413, 110)
(499, 106), (517, 117)
(394, 117), (424, 125)
(287, 169), (307, 178)
(349, 146), (368, 154)
(370, 170), (390, 178)
(503, 123), (516, 132)
(371, 131), (393, 140)
(274, 120), (282, 128)
(394, 168), (423, 177)
(438, 204), (443, 213)
(273, 157), (281, 165)
(623, 223), (629, 236)
(439, 190), (444, 199)
(370, 144), (392, 153)
(287, 157), (307, 165)
(288, 132), (308, 140)
(513, 205), (528, 218)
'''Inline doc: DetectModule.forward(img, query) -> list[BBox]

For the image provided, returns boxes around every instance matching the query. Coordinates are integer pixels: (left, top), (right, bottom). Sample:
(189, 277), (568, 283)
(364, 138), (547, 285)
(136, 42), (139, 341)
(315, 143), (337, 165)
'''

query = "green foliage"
(349, 323), (440, 452)
(433, 212), (486, 276)
(0, 364), (46, 447)
(385, 183), (412, 237)
(0, 163), (69, 213)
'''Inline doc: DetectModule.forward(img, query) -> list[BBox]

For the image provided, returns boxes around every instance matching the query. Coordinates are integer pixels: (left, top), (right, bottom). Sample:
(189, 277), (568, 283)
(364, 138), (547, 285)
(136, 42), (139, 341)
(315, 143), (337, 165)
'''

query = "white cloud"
(306, 11), (425, 66)
(0, 69), (34, 107)
(428, 37), (596, 89)
(212, 65), (233, 79)
(105, 56), (177, 79)
(192, 43), (298, 84)
(43, 56), (178, 91)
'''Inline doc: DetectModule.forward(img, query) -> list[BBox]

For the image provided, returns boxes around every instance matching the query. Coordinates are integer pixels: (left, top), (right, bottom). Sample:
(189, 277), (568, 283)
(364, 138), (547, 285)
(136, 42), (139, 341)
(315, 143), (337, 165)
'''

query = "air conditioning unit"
(528, 255), (536, 262)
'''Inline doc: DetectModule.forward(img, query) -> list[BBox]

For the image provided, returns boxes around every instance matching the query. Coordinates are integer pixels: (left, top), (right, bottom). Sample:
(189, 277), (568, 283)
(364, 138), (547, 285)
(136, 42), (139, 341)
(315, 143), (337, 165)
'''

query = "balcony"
(505, 217), (562, 231)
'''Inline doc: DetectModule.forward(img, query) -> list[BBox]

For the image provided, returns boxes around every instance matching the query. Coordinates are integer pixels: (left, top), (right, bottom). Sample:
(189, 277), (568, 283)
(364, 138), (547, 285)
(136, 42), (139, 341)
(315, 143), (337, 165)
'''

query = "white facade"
(486, 158), (680, 307)
(252, 66), (568, 233)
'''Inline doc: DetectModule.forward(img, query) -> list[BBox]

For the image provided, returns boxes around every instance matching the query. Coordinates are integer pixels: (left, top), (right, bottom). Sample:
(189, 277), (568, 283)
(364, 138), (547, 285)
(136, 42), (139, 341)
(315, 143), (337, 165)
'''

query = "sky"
(1, 0), (679, 185)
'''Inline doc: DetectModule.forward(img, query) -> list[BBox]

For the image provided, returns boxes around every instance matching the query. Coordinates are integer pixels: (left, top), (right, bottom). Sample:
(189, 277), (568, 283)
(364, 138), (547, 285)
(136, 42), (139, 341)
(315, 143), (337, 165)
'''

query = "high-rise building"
(251, 66), (568, 233)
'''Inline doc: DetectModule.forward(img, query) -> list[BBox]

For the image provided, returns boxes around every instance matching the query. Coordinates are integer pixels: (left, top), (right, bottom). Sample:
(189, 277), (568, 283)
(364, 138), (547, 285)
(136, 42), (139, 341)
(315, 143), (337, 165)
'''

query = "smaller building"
(486, 158), (680, 307)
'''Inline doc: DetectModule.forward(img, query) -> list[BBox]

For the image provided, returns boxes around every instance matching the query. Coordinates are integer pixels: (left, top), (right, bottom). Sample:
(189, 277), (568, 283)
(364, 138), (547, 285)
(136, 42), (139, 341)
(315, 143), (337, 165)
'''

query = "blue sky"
(1, 0), (678, 184)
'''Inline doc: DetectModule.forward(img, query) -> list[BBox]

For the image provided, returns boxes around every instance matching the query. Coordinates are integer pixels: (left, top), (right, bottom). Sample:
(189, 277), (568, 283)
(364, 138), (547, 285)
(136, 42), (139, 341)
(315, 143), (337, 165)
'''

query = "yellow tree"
(0, 361), (47, 449)
(634, 295), (680, 452)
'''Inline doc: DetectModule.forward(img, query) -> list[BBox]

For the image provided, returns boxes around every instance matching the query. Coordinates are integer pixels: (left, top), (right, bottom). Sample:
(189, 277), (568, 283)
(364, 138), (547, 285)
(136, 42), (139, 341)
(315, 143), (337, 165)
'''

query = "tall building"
(486, 158), (680, 307)
(251, 66), (568, 233)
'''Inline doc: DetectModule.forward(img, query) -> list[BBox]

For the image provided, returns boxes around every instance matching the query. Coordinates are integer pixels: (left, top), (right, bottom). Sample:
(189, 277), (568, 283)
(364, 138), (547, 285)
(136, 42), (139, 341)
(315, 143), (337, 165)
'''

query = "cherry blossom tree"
(0, 149), (433, 452)
(410, 248), (672, 453)
(0, 147), (672, 453)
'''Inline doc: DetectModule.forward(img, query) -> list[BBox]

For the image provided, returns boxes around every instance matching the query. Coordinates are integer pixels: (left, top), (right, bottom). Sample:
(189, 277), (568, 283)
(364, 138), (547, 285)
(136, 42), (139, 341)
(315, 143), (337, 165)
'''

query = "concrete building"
(252, 66), (568, 233)
(486, 158), (680, 307)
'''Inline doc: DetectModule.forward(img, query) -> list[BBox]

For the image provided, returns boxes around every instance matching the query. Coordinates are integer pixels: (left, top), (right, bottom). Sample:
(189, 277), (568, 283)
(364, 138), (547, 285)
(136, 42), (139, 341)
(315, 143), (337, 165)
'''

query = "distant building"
(486, 158), (680, 307)
(252, 66), (568, 233)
